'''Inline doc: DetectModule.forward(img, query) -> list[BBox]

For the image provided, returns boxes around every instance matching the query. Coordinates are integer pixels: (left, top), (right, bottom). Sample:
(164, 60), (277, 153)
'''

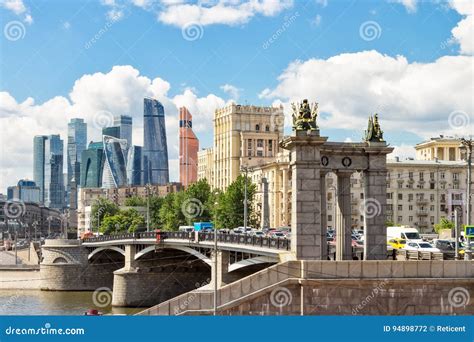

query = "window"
(430, 205), (434, 211)
(430, 194), (435, 201)
(408, 194), (413, 201)
(409, 216), (413, 222)
(409, 205), (413, 211)
(398, 205), (403, 211)
(387, 192), (393, 199)
(430, 183), (435, 189)
(268, 140), (273, 151)
(265, 125), (270, 132)
(430, 172), (435, 180)
(440, 172), (445, 179)
(328, 215), (333, 222)
(257, 139), (263, 148)
(409, 172), (413, 179)
(453, 183), (459, 189)
(360, 193), (364, 199)
(397, 216), (402, 222)
(419, 172), (424, 181)
(255, 124), (260, 131)
(398, 194), (403, 200)
(398, 182), (403, 189)
(453, 173), (459, 180)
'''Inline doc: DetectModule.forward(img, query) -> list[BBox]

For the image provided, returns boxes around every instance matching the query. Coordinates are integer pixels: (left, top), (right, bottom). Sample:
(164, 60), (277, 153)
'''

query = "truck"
(387, 226), (422, 242)
(193, 222), (214, 232)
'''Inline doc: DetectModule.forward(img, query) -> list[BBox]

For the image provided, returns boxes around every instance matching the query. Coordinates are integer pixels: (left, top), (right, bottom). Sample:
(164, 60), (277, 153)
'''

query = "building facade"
(80, 141), (104, 188)
(127, 145), (143, 186)
(33, 135), (47, 203)
(102, 135), (128, 188)
(179, 107), (199, 187)
(212, 103), (285, 189)
(415, 136), (465, 161)
(197, 147), (214, 184)
(143, 98), (169, 185)
(114, 115), (133, 148)
(249, 155), (473, 233)
(67, 118), (87, 204)
(7, 179), (41, 203)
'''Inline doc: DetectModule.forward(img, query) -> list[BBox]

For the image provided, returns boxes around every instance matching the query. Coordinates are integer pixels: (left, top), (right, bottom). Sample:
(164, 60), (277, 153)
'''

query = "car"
(270, 231), (286, 239)
(388, 238), (406, 249)
(251, 231), (266, 238)
(403, 242), (440, 252)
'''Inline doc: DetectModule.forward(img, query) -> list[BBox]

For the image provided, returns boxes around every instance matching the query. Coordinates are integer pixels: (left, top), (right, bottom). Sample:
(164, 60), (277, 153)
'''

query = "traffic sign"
(464, 225), (474, 238)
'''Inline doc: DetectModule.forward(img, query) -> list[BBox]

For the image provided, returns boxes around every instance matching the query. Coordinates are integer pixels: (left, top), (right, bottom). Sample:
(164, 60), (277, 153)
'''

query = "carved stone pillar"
(336, 172), (352, 260)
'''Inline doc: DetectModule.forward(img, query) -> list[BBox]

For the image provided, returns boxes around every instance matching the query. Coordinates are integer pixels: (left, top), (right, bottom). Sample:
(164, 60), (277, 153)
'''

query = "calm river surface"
(0, 290), (143, 315)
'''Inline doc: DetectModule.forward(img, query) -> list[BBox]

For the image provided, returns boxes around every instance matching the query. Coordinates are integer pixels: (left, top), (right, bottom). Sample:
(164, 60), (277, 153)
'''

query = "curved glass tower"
(143, 98), (169, 185)
(102, 135), (128, 188)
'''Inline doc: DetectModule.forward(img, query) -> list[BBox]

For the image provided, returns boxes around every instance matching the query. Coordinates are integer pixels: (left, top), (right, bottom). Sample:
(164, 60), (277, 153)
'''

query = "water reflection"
(0, 290), (143, 315)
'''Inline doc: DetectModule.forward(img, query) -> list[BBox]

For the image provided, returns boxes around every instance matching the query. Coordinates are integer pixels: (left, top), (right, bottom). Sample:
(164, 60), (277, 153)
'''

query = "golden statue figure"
(291, 99), (319, 131)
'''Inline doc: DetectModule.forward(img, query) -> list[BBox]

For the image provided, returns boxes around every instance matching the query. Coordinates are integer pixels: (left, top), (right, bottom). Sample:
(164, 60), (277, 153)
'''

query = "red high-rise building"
(179, 107), (199, 187)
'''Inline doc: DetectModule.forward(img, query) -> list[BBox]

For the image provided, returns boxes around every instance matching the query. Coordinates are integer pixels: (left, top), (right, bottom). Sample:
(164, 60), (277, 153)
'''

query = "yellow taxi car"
(387, 238), (406, 249)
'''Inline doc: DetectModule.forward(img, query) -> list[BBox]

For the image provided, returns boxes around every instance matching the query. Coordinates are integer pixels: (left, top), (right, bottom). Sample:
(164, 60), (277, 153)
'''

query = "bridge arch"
(228, 256), (278, 272)
(135, 245), (212, 266)
(88, 246), (126, 260)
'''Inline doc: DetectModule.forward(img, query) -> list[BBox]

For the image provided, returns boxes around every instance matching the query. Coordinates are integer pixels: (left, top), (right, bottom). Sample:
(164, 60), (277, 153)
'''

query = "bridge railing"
(83, 231), (291, 251)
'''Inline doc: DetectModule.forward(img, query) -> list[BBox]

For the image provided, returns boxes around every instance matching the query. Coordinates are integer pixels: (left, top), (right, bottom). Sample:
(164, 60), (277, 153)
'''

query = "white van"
(387, 226), (422, 242)
(178, 226), (194, 233)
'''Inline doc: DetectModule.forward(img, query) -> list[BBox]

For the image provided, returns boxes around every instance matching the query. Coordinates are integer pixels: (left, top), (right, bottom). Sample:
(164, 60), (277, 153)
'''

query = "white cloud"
(0, 66), (228, 191)
(388, 144), (416, 160)
(389, 0), (418, 13)
(158, 0), (294, 27)
(315, 0), (328, 8)
(0, 0), (33, 24)
(312, 14), (322, 27)
(260, 50), (473, 139)
(220, 84), (241, 100)
(449, 0), (473, 55)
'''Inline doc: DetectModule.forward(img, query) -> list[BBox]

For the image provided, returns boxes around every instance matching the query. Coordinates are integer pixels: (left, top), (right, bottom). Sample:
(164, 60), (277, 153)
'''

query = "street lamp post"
(460, 138), (472, 260)
(146, 183), (151, 232)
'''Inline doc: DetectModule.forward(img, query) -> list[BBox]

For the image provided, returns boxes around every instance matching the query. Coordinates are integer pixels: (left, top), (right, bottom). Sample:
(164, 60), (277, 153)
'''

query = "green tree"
(158, 192), (184, 231)
(124, 196), (146, 207)
(434, 218), (454, 234)
(182, 179), (215, 225)
(214, 175), (256, 229)
(91, 198), (119, 232)
(99, 208), (145, 234)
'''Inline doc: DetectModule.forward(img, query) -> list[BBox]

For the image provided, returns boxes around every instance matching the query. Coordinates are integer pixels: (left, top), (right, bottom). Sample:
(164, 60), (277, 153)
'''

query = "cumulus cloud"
(0, 0), (33, 24)
(260, 50), (473, 139)
(220, 84), (241, 100)
(0, 66), (227, 191)
(389, 0), (418, 13)
(449, 0), (473, 55)
(158, 0), (293, 27)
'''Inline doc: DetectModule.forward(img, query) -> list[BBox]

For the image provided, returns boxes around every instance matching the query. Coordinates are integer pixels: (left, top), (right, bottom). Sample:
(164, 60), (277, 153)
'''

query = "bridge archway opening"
(88, 247), (125, 268)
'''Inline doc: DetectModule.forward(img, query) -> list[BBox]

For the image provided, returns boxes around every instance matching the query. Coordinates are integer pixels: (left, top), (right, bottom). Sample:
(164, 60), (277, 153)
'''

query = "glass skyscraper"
(127, 145), (142, 186)
(33, 135), (47, 202)
(102, 135), (128, 188)
(102, 126), (121, 139)
(67, 118), (87, 203)
(43, 135), (65, 209)
(143, 98), (169, 185)
(113, 115), (133, 148)
(80, 141), (104, 188)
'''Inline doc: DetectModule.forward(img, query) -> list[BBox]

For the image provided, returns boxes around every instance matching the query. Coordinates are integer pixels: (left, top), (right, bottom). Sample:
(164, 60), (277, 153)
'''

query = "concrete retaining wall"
(0, 267), (41, 289)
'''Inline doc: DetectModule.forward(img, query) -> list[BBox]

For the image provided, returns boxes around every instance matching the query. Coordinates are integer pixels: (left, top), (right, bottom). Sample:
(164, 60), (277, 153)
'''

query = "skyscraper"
(114, 115), (133, 148)
(102, 126), (121, 139)
(44, 135), (65, 209)
(102, 135), (128, 188)
(143, 98), (169, 185)
(67, 118), (87, 203)
(33, 135), (47, 202)
(127, 146), (142, 186)
(80, 141), (104, 188)
(179, 107), (199, 187)
(7, 180), (41, 203)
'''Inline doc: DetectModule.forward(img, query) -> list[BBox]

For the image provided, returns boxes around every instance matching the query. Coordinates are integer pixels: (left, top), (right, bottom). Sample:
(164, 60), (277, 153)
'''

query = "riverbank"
(0, 265), (41, 289)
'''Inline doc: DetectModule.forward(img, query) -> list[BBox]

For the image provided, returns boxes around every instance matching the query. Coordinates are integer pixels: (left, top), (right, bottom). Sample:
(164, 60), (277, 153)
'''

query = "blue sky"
(0, 0), (472, 190)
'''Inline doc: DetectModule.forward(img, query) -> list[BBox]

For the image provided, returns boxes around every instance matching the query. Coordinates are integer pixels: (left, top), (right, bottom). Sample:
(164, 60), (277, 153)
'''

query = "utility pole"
(213, 223), (218, 316)
(460, 138), (472, 260)
(146, 183), (151, 232)
(454, 209), (459, 260)
(243, 167), (248, 231)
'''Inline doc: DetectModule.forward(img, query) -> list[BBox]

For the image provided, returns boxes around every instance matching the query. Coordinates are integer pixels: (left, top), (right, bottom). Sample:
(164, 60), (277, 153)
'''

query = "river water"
(0, 290), (143, 316)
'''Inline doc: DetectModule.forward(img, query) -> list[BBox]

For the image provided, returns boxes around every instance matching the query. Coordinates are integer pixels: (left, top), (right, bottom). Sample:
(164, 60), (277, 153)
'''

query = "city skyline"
(1, 0), (472, 193)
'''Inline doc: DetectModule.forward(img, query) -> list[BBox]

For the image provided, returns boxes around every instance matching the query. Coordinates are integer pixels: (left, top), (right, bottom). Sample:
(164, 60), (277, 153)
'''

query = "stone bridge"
(40, 232), (291, 306)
